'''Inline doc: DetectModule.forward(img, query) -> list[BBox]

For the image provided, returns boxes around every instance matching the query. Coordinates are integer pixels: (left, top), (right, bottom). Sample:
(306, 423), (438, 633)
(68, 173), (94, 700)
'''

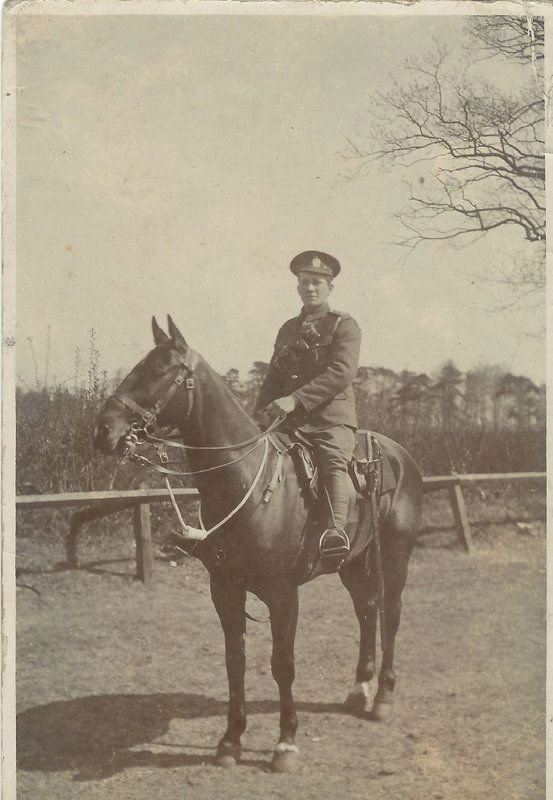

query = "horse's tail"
(374, 433), (423, 536)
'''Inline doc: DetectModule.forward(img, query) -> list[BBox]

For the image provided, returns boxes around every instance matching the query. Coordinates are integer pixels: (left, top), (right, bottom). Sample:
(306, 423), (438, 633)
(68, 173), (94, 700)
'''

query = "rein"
(164, 437), (271, 556)
(143, 413), (285, 452)
(196, 437), (270, 536)
(130, 440), (265, 477)
(109, 344), (284, 454)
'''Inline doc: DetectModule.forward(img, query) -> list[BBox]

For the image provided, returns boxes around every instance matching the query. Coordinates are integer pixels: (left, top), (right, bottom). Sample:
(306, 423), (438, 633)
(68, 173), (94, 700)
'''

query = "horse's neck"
(177, 358), (263, 494)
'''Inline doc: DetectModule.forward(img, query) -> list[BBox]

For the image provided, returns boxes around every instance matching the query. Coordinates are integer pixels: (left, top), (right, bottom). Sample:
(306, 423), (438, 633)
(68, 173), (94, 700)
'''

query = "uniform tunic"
(255, 303), (361, 531)
(255, 303), (361, 433)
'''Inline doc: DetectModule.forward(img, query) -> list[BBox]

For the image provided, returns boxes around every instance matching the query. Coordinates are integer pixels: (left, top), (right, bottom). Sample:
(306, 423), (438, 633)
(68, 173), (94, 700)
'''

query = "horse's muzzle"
(93, 415), (130, 454)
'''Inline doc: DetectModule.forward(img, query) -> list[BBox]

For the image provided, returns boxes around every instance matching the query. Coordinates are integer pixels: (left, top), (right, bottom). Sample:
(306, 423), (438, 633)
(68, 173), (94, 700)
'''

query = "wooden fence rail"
(16, 472), (546, 582)
(16, 488), (199, 510)
(422, 471), (546, 553)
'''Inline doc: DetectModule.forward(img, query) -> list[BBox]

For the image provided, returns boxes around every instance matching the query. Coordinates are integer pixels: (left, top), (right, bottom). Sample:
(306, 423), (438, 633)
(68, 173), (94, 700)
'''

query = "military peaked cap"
(290, 251), (341, 279)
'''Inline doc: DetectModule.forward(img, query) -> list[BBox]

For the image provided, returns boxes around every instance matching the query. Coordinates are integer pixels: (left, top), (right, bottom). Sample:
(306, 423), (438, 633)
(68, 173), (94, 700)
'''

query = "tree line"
(16, 353), (545, 498)
(224, 359), (545, 475)
(225, 359), (544, 430)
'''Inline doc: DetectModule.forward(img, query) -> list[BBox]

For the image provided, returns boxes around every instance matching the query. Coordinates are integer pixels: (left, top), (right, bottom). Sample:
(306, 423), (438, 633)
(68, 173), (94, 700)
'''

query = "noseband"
(111, 348), (199, 434)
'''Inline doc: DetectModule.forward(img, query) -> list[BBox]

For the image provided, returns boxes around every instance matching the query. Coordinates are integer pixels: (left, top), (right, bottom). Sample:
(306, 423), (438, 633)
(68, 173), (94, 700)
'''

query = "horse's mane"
(194, 351), (262, 433)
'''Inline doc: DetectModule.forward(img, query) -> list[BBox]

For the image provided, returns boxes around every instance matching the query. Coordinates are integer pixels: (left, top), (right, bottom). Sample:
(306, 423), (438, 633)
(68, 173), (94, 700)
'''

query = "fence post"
(448, 482), (473, 553)
(133, 503), (154, 583)
(66, 513), (82, 569)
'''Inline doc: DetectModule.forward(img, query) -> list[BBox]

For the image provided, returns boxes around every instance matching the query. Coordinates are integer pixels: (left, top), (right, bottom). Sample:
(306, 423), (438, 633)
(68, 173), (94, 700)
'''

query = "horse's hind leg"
(210, 574), (247, 767)
(372, 532), (415, 721)
(340, 558), (378, 715)
(263, 581), (300, 773)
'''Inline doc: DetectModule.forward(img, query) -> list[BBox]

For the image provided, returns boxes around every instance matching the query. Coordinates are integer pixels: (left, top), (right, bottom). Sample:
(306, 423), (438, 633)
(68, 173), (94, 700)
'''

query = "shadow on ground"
(18, 693), (348, 779)
(17, 554), (177, 580)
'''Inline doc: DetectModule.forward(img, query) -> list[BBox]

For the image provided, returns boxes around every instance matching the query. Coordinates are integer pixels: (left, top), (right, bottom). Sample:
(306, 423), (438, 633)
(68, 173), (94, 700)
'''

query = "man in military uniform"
(254, 251), (361, 568)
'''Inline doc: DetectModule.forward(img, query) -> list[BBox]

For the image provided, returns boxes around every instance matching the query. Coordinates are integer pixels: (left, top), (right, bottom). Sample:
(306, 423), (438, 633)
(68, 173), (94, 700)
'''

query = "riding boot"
(319, 471), (351, 573)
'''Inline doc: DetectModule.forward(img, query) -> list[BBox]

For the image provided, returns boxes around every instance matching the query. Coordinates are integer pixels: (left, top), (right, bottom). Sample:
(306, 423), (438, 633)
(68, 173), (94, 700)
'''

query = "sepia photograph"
(3, 2), (548, 798)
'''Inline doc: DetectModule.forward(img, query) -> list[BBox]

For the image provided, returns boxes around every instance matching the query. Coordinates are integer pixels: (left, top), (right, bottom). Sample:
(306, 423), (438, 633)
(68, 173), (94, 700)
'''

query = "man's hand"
(271, 395), (297, 415)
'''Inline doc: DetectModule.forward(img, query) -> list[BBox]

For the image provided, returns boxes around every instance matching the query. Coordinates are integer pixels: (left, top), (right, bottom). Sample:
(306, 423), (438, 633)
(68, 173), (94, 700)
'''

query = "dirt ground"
(15, 487), (545, 800)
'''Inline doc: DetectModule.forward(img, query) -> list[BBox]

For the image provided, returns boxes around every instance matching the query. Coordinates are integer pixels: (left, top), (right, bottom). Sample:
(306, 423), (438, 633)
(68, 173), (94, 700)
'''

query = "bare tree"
(469, 15), (544, 63)
(345, 17), (545, 290)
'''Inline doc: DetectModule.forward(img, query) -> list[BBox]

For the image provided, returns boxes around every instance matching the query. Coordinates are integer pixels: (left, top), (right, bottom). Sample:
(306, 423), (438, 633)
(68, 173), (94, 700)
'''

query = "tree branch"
(343, 29), (545, 260)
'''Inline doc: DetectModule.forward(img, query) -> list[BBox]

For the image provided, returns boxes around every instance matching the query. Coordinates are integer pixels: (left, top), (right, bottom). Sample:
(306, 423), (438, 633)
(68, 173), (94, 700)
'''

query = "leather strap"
(263, 438), (285, 503)
(112, 348), (199, 429)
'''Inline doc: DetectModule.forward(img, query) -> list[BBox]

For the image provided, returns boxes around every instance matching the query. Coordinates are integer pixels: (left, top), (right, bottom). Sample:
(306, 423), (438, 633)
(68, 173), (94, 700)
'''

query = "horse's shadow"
(17, 558), (150, 580)
(18, 553), (185, 580)
(17, 693), (347, 779)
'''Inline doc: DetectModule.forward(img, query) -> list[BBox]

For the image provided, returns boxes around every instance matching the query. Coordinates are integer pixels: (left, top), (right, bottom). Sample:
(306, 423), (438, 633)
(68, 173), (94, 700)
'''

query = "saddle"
(267, 428), (396, 507)
(263, 428), (396, 581)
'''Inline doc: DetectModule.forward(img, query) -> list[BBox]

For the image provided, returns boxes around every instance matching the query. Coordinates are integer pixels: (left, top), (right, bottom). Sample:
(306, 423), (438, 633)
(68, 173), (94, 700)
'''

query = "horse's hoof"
(215, 741), (240, 768)
(271, 743), (300, 773)
(371, 701), (393, 722)
(344, 691), (371, 715)
(216, 753), (238, 769)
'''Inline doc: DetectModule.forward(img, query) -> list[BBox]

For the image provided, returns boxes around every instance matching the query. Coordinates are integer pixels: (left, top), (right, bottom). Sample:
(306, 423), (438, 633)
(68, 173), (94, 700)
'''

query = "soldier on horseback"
(254, 251), (361, 564)
(95, 301), (422, 766)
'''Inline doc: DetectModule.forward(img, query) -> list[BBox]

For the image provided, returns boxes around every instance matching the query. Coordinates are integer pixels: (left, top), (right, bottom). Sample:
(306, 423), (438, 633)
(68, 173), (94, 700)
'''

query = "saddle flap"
(269, 430), (318, 504)
(289, 442), (318, 500)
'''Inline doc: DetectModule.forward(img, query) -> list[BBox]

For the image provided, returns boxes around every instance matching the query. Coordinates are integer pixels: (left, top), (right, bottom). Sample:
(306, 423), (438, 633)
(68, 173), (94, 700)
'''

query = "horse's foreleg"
(265, 582), (300, 773)
(340, 559), (378, 715)
(210, 575), (247, 767)
(372, 533), (414, 721)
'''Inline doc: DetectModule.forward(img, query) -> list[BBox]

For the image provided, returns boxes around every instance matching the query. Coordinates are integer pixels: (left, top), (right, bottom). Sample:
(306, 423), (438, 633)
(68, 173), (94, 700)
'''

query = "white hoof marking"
(274, 742), (299, 754)
(349, 681), (371, 698)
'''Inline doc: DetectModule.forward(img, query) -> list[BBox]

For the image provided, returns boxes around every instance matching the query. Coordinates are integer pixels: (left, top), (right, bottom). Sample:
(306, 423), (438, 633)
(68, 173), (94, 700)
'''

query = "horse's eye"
(136, 364), (163, 380)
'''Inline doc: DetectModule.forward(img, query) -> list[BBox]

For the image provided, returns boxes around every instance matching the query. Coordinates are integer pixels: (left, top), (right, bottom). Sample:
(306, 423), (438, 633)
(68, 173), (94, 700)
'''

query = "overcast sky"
(14, 11), (545, 388)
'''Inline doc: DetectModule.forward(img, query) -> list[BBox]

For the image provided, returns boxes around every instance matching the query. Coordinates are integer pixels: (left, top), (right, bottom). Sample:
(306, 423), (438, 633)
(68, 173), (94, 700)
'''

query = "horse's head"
(94, 316), (197, 454)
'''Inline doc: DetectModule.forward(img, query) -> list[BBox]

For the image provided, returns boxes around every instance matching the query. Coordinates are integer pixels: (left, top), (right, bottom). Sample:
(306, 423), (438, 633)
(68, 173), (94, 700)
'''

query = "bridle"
(106, 346), (287, 539)
(104, 344), (289, 555)
(110, 345), (284, 460)
(111, 347), (199, 440)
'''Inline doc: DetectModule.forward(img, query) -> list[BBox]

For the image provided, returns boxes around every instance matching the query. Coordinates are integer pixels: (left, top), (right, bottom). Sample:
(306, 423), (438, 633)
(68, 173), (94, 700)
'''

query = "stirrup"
(319, 527), (350, 573)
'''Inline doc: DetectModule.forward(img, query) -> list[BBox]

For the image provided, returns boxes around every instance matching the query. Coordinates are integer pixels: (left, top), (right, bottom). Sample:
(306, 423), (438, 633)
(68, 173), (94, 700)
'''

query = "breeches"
(301, 425), (355, 529)
(301, 425), (356, 478)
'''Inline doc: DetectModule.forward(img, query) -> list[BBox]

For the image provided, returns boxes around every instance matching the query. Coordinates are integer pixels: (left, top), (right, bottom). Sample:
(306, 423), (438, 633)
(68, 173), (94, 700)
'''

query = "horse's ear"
(167, 315), (188, 352)
(152, 316), (170, 345)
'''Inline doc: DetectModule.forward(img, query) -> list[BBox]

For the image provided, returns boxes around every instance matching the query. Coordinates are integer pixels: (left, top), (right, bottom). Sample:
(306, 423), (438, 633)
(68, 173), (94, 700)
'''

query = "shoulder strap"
(333, 311), (362, 341)
(328, 309), (352, 335)
(329, 309), (351, 321)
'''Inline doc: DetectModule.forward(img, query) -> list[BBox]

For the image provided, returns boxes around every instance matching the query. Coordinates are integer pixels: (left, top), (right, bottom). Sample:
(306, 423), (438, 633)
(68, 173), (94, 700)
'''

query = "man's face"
(297, 271), (332, 311)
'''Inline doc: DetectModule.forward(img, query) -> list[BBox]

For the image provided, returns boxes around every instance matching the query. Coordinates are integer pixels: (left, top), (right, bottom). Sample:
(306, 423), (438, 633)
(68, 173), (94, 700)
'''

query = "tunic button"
(291, 374), (298, 380)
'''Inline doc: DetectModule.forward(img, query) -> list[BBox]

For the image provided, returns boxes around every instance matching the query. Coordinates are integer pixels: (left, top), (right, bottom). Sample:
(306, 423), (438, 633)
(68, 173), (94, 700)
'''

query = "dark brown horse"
(94, 316), (423, 773)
